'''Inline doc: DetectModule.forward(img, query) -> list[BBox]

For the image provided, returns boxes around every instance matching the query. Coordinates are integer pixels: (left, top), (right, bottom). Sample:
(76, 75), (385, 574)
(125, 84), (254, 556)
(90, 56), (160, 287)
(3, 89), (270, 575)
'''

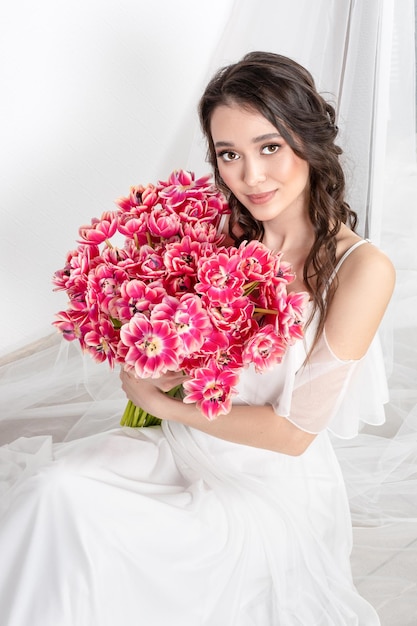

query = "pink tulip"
(183, 363), (239, 420)
(242, 325), (288, 373)
(84, 317), (120, 366)
(152, 293), (212, 354)
(148, 205), (182, 238)
(196, 251), (246, 305)
(78, 213), (118, 245)
(120, 314), (181, 378)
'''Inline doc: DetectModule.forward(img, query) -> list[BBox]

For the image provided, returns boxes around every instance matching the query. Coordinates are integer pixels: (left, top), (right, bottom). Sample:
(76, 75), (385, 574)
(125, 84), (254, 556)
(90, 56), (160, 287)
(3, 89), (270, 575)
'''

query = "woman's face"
(210, 103), (310, 224)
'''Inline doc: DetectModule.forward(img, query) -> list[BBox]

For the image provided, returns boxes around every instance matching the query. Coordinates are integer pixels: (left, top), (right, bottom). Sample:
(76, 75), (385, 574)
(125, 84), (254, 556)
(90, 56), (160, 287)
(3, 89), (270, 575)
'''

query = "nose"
(243, 158), (266, 187)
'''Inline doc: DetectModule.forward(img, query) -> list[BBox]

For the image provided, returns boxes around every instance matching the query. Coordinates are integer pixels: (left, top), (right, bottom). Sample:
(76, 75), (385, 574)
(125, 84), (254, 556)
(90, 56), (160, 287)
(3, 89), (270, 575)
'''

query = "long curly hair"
(198, 51), (358, 342)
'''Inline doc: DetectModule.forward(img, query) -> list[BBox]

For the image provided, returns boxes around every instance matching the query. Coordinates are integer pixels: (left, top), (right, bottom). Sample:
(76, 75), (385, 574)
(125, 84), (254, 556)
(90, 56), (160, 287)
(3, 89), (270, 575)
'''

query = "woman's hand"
(119, 368), (154, 410)
(143, 370), (189, 393)
(119, 368), (316, 455)
(119, 368), (188, 414)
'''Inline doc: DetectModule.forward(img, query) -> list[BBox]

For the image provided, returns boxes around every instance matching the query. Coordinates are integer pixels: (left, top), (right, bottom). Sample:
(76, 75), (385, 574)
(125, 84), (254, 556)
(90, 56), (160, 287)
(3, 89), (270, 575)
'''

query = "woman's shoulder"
(324, 226), (395, 360)
(335, 226), (395, 281)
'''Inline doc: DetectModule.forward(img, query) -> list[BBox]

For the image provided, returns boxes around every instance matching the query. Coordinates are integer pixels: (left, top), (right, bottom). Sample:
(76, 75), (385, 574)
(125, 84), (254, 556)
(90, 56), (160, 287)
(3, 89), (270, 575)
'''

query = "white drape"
(1, 1), (416, 622)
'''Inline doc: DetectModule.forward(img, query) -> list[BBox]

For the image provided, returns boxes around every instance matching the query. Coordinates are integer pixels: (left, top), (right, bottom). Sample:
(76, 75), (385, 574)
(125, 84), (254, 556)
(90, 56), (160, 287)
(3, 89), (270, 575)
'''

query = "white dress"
(0, 241), (387, 626)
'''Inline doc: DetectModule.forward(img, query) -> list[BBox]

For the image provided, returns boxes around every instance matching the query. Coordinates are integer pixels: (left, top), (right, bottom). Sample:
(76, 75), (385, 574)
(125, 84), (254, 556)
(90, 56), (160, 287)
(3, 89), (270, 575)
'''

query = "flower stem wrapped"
(120, 385), (183, 428)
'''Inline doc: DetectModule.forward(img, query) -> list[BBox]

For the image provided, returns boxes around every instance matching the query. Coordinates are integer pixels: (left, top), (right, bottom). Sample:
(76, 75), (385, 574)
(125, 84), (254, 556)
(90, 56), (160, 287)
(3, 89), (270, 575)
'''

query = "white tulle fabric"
(237, 241), (387, 439)
(238, 329), (386, 439)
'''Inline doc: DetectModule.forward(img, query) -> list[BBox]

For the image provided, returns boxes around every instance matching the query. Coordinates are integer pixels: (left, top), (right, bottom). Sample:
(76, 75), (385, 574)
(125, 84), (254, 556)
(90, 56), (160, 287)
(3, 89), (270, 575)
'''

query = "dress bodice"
(233, 240), (388, 438)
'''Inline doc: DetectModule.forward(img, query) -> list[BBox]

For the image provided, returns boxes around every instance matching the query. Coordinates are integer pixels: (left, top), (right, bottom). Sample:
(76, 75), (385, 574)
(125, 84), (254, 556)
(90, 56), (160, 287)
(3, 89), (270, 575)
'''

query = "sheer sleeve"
(272, 330), (388, 438)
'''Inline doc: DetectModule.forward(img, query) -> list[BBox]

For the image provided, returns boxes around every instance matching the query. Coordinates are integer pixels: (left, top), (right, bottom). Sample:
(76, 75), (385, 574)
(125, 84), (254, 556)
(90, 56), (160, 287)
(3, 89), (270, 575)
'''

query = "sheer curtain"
(1, 1), (416, 622)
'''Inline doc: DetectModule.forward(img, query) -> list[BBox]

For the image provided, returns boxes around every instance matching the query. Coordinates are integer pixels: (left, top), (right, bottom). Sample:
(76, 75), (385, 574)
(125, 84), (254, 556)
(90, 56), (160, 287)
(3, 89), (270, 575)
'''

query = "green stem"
(120, 384), (183, 428)
(244, 281), (259, 295)
(253, 307), (279, 315)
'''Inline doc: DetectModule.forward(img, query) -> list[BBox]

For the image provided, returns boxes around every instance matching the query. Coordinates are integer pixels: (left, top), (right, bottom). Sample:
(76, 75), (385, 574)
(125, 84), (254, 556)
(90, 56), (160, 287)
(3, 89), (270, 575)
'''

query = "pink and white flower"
(78, 212), (118, 245)
(109, 279), (165, 323)
(134, 245), (165, 281)
(84, 316), (120, 366)
(237, 239), (275, 283)
(205, 295), (255, 338)
(195, 250), (246, 304)
(182, 362), (240, 420)
(52, 310), (90, 345)
(158, 170), (213, 207)
(151, 293), (212, 354)
(121, 314), (181, 378)
(242, 325), (288, 373)
(182, 220), (222, 243)
(117, 212), (149, 241)
(148, 205), (182, 239)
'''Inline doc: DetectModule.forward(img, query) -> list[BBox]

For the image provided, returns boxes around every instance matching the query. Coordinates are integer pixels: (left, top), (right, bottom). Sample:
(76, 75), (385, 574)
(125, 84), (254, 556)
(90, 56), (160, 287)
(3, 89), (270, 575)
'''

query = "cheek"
(277, 159), (309, 193)
(290, 157), (309, 186)
(296, 166), (310, 192)
(217, 164), (236, 191)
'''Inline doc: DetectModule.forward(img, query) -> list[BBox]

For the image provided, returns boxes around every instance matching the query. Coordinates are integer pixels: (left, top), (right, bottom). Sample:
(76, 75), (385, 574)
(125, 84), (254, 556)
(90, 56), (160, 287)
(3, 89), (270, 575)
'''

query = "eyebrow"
(214, 132), (282, 148)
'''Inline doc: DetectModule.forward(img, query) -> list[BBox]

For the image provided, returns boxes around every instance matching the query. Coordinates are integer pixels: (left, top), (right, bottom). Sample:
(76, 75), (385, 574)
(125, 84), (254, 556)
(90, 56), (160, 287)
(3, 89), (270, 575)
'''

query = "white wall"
(1, 0), (415, 357)
(0, 0), (234, 356)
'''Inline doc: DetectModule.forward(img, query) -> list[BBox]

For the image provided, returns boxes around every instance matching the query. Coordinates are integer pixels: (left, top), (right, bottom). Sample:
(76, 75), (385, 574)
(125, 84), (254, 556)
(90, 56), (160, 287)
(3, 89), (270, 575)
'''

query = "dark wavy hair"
(198, 51), (358, 342)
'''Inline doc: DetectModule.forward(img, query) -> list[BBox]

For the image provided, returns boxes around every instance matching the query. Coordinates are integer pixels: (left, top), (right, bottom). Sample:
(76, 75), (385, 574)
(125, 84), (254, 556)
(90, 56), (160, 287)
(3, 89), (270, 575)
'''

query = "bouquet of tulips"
(53, 170), (308, 425)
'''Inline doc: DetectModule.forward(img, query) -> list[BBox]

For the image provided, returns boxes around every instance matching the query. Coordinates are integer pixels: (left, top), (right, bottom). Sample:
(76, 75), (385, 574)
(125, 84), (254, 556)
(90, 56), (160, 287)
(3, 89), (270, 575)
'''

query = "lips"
(246, 190), (276, 205)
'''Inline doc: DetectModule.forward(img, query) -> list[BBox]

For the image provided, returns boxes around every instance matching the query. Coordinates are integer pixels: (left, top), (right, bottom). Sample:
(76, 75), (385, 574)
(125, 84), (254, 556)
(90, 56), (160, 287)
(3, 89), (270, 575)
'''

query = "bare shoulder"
(336, 233), (396, 291)
(325, 229), (396, 359)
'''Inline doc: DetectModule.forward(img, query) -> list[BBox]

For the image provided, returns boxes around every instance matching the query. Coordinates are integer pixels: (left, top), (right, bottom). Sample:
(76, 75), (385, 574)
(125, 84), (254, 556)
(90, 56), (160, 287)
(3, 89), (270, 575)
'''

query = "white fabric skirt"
(0, 421), (380, 625)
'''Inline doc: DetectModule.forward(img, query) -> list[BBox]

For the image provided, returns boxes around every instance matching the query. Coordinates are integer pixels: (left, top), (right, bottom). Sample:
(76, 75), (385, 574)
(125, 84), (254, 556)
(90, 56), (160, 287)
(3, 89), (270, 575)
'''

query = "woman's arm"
(120, 369), (316, 456)
(120, 241), (395, 456)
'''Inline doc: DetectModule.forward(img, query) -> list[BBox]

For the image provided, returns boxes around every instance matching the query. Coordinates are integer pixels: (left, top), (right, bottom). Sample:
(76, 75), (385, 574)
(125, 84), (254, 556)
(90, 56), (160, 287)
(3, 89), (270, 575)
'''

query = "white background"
(0, 0), (416, 358)
(0, 0), (236, 354)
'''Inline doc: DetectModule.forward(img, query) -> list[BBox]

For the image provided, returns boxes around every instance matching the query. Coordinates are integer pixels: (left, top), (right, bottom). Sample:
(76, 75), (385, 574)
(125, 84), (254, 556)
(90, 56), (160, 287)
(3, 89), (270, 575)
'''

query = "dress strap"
(329, 239), (370, 285)
(216, 213), (228, 237)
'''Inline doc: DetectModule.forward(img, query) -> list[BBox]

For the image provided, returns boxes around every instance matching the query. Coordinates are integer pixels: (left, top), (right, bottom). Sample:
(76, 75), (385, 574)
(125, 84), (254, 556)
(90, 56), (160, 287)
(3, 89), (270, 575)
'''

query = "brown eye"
(261, 144), (280, 155)
(218, 151), (239, 162)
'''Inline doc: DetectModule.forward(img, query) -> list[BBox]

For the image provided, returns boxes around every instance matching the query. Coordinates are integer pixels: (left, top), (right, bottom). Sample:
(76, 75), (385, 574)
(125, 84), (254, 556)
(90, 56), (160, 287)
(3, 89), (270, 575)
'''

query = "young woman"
(0, 52), (395, 625)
